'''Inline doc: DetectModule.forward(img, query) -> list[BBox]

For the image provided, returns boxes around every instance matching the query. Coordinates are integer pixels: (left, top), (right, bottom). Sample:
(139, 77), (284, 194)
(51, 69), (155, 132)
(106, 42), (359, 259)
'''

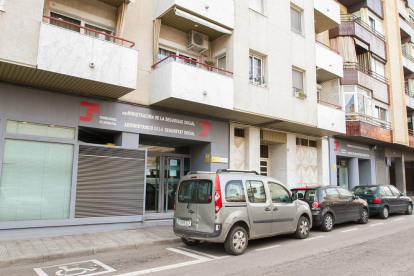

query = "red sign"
(199, 121), (211, 137)
(79, 102), (100, 122)
(334, 141), (340, 151)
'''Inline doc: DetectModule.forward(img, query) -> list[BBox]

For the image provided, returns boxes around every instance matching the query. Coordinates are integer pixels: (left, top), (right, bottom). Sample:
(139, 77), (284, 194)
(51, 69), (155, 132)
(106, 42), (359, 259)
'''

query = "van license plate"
(177, 219), (191, 227)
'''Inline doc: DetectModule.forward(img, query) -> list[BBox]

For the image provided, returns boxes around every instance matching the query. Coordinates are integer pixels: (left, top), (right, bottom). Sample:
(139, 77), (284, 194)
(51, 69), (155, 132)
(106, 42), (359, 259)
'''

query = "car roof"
(291, 185), (341, 190)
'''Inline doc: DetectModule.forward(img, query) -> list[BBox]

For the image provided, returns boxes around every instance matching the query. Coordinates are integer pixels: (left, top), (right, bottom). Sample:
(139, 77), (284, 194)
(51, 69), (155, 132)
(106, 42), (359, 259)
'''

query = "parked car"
(291, 186), (369, 232)
(351, 185), (413, 219)
(173, 170), (312, 255)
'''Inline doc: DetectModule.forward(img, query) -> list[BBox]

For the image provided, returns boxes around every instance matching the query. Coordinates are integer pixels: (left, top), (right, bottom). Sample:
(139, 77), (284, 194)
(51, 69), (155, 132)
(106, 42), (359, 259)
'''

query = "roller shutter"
(75, 145), (146, 218)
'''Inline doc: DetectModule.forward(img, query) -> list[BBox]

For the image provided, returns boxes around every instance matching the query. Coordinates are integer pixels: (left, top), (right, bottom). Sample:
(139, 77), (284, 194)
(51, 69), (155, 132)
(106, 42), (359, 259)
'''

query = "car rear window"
(178, 179), (212, 204)
(225, 180), (246, 202)
(291, 189), (317, 201)
(352, 186), (378, 195)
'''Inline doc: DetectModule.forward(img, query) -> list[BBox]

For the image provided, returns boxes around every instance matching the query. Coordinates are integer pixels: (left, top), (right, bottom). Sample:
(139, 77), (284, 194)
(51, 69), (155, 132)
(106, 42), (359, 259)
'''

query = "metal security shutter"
(75, 145), (146, 218)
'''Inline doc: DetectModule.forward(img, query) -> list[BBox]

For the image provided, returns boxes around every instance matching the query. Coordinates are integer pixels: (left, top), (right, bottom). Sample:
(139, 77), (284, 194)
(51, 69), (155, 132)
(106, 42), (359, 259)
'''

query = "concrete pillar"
(269, 143), (287, 184)
(115, 132), (139, 148)
(348, 158), (359, 190)
(244, 127), (260, 173)
(229, 124), (235, 169)
(395, 156), (407, 193)
(317, 139), (329, 186)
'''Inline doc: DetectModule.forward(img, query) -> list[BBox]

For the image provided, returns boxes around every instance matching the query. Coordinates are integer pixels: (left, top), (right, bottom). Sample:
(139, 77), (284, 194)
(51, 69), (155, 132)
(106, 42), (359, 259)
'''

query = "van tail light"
(214, 174), (222, 213)
(312, 202), (320, 210)
(373, 197), (381, 203)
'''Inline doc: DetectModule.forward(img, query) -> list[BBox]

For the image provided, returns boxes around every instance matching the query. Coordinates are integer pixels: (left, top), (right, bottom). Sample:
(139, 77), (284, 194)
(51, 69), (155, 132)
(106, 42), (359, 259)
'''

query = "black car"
(352, 185), (413, 219)
(291, 186), (369, 232)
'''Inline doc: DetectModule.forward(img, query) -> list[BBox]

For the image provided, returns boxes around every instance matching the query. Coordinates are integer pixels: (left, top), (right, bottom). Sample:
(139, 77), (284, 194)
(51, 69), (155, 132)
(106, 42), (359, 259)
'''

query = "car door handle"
(265, 207), (271, 212)
(188, 210), (195, 214)
(273, 207), (279, 211)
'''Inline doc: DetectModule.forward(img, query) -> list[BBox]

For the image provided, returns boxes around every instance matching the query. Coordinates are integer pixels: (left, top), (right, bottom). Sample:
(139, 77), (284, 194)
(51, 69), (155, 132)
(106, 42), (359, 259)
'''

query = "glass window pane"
(197, 180), (212, 204)
(225, 180), (246, 202)
(291, 7), (302, 33)
(249, 56), (253, 78)
(325, 188), (340, 200)
(358, 94), (365, 113)
(389, 186), (401, 196)
(345, 94), (355, 112)
(0, 139), (74, 222)
(218, 56), (226, 75)
(6, 121), (75, 139)
(249, 0), (264, 14)
(338, 188), (353, 199)
(268, 183), (290, 203)
(50, 12), (81, 32)
(84, 24), (112, 42)
(178, 180), (196, 203)
(247, 181), (266, 203)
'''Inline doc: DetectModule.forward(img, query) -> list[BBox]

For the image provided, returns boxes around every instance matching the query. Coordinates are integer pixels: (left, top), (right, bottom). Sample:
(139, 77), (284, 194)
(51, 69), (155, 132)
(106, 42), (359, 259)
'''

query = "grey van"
(173, 170), (312, 255)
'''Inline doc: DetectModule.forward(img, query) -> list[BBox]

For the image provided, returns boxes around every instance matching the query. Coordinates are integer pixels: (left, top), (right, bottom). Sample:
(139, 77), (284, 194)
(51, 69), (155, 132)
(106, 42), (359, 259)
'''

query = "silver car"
(173, 169), (312, 255)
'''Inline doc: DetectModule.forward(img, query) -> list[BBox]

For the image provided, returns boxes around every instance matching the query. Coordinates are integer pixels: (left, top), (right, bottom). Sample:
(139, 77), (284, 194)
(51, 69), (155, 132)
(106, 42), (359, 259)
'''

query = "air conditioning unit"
(188, 30), (209, 53)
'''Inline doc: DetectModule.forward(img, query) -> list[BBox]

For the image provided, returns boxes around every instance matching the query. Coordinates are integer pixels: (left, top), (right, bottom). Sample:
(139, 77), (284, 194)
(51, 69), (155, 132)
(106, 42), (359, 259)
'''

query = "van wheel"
(181, 237), (200, 246)
(224, 226), (248, 255)
(405, 204), (413, 215)
(320, 213), (334, 232)
(380, 206), (389, 219)
(293, 216), (310, 239)
(358, 209), (369, 224)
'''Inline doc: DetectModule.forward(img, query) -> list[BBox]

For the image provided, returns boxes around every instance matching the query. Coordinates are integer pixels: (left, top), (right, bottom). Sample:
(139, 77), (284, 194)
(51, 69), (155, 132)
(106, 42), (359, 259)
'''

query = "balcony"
(342, 62), (389, 104)
(315, 41), (343, 82)
(330, 14), (386, 60)
(409, 129), (414, 148)
(400, 16), (414, 44)
(317, 101), (346, 134)
(153, 0), (233, 41)
(402, 50), (414, 74)
(314, 0), (341, 33)
(336, 0), (384, 19)
(406, 90), (414, 110)
(150, 55), (233, 110)
(344, 113), (392, 143)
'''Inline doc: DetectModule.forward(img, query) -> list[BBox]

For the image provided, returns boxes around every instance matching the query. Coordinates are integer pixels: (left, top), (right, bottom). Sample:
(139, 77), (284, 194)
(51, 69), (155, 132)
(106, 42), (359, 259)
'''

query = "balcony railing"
(409, 129), (414, 137)
(315, 40), (340, 54)
(152, 54), (233, 77)
(343, 62), (388, 84)
(317, 99), (342, 109)
(400, 14), (414, 32)
(43, 15), (135, 47)
(402, 49), (414, 63)
(406, 89), (414, 98)
(341, 14), (385, 41)
(346, 112), (391, 130)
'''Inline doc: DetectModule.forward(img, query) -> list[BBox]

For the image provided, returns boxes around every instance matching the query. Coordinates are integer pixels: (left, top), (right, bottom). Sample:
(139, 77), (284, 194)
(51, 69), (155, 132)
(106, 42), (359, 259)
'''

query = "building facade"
(0, 0), (346, 235)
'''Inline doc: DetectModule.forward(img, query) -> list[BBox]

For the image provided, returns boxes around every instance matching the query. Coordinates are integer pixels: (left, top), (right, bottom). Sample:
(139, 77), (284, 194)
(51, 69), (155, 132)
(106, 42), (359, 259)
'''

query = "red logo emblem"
(199, 121), (211, 137)
(79, 102), (100, 122)
(334, 141), (340, 151)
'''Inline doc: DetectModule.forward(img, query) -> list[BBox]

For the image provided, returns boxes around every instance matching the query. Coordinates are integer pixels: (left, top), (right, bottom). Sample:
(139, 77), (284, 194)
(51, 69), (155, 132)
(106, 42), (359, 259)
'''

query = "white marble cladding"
(406, 94), (414, 110)
(317, 104), (346, 134)
(150, 61), (233, 109)
(37, 23), (138, 90)
(154, 0), (234, 29)
(314, 0), (341, 26)
(315, 43), (343, 79)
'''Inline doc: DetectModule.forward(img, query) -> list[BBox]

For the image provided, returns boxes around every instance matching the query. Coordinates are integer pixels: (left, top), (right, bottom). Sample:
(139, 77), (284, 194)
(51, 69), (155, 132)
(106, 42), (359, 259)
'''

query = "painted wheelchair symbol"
(55, 265), (98, 276)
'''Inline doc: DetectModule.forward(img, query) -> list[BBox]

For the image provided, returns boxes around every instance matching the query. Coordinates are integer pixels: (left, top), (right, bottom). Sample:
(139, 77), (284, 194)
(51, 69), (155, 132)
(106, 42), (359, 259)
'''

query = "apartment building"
(325, 0), (414, 195)
(0, 0), (344, 234)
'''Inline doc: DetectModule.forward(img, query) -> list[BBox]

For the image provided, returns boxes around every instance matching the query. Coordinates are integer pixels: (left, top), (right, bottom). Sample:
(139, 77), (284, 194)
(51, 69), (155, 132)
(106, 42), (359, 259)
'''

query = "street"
(1, 213), (413, 276)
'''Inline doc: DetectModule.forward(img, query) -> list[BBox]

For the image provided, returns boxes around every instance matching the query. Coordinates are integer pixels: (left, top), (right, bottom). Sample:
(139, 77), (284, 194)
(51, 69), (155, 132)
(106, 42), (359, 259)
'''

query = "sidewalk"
(0, 225), (180, 268)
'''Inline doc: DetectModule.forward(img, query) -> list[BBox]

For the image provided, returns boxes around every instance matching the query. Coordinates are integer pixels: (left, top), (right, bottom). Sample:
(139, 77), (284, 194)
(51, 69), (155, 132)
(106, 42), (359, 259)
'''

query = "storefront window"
(6, 120), (75, 139)
(0, 140), (74, 221)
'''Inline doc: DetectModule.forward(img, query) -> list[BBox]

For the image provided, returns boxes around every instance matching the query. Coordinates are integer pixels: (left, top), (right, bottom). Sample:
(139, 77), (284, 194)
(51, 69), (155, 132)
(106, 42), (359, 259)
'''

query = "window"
(381, 186), (393, 196)
(292, 69), (304, 96)
(246, 181), (267, 203)
(85, 24), (112, 42)
(158, 48), (176, 66)
(268, 183), (290, 203)
(260, 145), (269, 158)
(0, 0), (5, 11)
(405, 80), (410, 92)
(309, 140), (317, 148)
(6, 120), (75, 139)
(234, 128), (245, 138)
(375, 106), (388, 121)
(352, 186), (378, 195)
(249, 0), (264, 14)
(225, 181), (246, 202)
(292, 189), (317, 201)
(260, 145), (269, 176)
(249, 55), (264, 85)
(179, 54), (197, 66)
(50, 12), (81, 32)
(291, 7), (302, 34)
(389, 186), (401, 196)
(357, 87), (373, 116)
(218, 56), (227, 75)
(345, 93), (355, 113)
(337, 188), (353, 200)
(177, 180), (212, 204)
(325, 188), (340, 200)
(0, 140), (74, 222)
(369, 17), (375, 30)
(371, 58), (385, 77)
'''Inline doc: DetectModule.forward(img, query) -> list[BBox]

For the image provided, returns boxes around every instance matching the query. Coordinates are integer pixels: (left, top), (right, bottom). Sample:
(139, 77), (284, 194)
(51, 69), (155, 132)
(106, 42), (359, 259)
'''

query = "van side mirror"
(401, 192), (405, 196)
(352, 193), (356, 200)
(291, 193), (297, 201)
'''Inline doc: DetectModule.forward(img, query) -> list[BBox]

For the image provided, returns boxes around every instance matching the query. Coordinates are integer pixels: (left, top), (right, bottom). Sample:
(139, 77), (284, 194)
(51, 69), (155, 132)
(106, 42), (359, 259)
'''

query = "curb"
(0, 238), (182, 269)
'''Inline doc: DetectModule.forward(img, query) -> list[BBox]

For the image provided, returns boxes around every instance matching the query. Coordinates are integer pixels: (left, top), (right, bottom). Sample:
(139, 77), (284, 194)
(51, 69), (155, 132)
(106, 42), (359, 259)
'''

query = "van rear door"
(175, 177), (215, 233)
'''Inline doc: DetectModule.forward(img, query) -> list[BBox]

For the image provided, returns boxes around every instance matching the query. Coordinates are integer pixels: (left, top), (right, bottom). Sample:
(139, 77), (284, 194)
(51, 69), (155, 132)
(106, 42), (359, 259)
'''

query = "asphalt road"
(2, 212), (414, 276)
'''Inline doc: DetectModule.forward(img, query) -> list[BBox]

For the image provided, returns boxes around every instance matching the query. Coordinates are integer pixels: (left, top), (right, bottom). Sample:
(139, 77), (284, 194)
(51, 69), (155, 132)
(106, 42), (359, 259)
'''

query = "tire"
(380, 206), (389, 219)
(181, 237), (200, 246)
(405, 204), (413, 215)
(293, 216), (310, 239)
(320, 213), (334, 232)
(224, 226), (248, 255)
(358, 208), (369, 224)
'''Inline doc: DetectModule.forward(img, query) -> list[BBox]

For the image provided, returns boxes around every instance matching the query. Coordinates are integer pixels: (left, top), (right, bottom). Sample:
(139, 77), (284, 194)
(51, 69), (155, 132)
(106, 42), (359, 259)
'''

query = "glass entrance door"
(164, 157), (183, 212)
(145, 156), (160, 212)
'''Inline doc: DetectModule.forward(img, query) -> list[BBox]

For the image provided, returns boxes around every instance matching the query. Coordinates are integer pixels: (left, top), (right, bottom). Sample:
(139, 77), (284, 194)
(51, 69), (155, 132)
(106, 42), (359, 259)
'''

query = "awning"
(174, 8), (232, 35)
(354, 38), (369, 51)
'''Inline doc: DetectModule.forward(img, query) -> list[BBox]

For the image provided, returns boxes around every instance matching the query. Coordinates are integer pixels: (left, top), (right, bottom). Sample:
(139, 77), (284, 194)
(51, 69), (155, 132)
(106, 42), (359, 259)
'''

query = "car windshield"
(291, 189), (316, 201)
(352, 186), (378, 195)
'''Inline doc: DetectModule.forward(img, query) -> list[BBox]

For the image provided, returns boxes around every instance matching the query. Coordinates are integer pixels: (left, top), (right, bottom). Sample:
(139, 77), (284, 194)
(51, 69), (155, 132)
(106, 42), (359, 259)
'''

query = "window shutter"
(292, 69), (303, 90)
(290, 7), (301, 33)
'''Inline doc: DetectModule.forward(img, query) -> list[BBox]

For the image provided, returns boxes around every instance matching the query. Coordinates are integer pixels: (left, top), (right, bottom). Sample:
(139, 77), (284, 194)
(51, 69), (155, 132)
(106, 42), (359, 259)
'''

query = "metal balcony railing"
(402, 49), (414, 64)
(317, 99), (342, 110)
(152, 54), (233, 77)
(340, 14), (385, 41)
(346, 112), (391, 130)
(343, 62), (388, 84)
(406, 89), (414, 98)
(315, 40), (340, 55)
(43, 15), (135, 47)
